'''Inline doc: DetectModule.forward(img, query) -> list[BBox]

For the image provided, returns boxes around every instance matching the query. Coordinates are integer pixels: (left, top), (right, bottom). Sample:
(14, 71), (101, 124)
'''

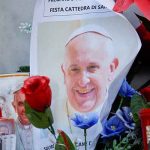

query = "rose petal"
(113, 0), (134, 12)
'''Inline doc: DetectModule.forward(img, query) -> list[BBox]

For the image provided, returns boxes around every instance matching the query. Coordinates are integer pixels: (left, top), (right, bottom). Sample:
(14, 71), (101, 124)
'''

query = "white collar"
(17, 118), (32, 130)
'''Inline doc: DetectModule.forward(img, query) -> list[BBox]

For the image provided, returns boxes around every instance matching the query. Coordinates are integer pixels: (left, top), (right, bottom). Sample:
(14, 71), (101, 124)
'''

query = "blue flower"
(101, 115), (126, 138)
(119, 79), (137, 98)
(71, 113), (99, 129)
(116, 107), (135, 130)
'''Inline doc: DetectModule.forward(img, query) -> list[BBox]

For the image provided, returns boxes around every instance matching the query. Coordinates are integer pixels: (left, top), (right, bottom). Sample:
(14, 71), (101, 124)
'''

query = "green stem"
(48, 125), (57, 140)
(84, 129), (87, 150)
(118, 97), (124, 109)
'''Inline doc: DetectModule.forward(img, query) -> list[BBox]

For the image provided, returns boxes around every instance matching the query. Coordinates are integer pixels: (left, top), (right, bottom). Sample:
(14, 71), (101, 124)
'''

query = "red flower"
(113, 0), (134, 12)
(140, 86), (150, 102)
(135, 0), (150, 21)
(21, 76), (52, 112)
(113, 0), (150, 20)
(136, 23), (150, 41)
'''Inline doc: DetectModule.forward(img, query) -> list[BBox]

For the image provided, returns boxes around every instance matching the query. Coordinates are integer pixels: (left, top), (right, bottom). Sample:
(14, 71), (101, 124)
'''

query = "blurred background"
(0, 1), (149, 89)
(0, 0), (36, 74)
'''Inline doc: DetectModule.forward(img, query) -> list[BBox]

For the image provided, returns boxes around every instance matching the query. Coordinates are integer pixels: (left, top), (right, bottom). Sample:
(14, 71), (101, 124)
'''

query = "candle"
(139, 108), (150, 150)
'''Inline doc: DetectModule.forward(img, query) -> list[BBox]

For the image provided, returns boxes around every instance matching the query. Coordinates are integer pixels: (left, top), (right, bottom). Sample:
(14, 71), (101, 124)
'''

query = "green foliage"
(55, 130), (76, 150)
(131, 94), (150, 126)
(103, 130), (142, 150)
(17, 66), (30, 72)
(25, 101), (53, 128)
(96, 93), (145, 150)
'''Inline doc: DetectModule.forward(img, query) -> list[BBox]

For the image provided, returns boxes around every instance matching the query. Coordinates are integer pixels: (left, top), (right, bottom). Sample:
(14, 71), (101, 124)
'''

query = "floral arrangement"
(21, 76), (74, 149)
(21, 76), (99, 150)
(96, 80), (150, 150)
(21, 76), (150, 150)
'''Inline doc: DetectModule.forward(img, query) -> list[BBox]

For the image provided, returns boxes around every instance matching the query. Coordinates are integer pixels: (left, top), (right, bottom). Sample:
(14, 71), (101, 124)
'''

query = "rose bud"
(21, 76), (52, 112)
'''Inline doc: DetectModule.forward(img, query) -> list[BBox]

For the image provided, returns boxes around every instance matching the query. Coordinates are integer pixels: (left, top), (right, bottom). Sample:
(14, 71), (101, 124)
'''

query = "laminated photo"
(30, 0), (141, 149)
(0, 73), (54, 150)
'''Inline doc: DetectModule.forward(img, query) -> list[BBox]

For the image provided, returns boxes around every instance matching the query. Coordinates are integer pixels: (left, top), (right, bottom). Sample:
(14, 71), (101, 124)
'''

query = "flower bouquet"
(21, 76), (76, 150)
(96, 80), (150, 150)
(21, 75), (100, 150)
(21, 75), (150, 150)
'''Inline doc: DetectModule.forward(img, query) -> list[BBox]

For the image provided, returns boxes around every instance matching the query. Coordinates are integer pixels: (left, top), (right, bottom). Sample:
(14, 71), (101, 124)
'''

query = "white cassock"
(53, 94), (108, 150)
(15, 119), (33, 150)
(16, 119), (53, 150)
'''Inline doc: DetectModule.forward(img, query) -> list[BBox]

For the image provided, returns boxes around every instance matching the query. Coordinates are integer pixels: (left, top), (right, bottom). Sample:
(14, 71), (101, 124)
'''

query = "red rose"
(140, 86), (150, 102)
(21, 76), (52, 112)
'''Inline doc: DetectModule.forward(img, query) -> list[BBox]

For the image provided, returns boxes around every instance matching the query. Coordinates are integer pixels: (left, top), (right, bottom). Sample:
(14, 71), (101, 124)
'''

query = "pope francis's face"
(62, 32), (118, 112)
(13, 90), (30, 125)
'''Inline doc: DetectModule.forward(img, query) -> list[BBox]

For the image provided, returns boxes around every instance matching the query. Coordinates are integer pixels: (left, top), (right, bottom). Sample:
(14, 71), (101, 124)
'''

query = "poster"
(0, 119), (16, 150)
(0, 74), (55, 150)
(0, 74), (29, 150)
(29, 0), (141, 149)
(0, 74), (29, 119)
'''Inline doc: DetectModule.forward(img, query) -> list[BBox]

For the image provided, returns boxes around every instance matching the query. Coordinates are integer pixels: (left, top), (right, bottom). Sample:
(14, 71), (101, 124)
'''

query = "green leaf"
(131, 94), (149, 126)
(55, 130), (76, 150)
(127, 145), (131, 149)
(113, 139), (117, 147)
(25, 101), (53, 128)
(45, 106), (54, 125)
(17, 66), (30, 72)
